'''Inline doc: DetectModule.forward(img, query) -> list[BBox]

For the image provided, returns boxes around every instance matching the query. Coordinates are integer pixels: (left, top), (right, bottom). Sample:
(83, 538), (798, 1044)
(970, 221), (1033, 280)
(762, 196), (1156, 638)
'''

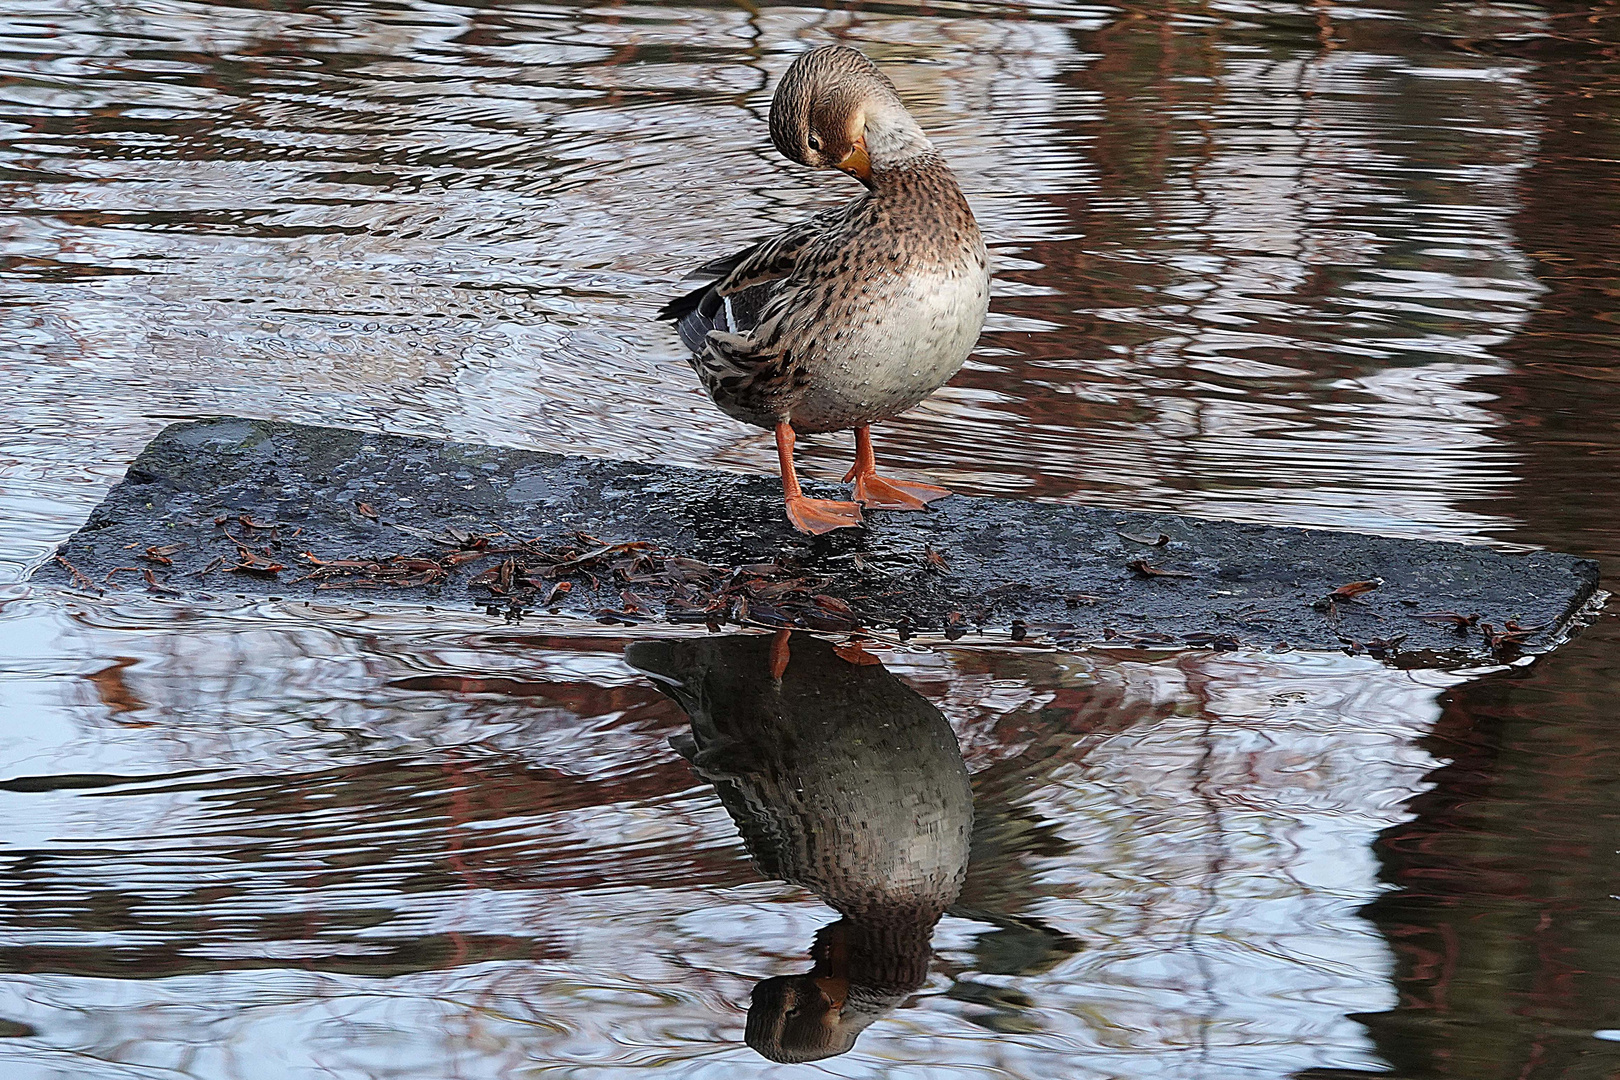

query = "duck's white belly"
(789, 257), (989, 434)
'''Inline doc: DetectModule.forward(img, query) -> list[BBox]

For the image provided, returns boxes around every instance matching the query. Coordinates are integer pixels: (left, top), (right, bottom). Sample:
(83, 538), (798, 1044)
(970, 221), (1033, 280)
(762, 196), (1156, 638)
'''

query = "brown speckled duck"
(659, 45), (990, 535)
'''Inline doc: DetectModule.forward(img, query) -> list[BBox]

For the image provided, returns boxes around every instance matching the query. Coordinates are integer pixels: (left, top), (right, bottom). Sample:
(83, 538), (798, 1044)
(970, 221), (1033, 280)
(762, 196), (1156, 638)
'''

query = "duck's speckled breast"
(790, 245), (989, 434)
(769, 159), (989, 435)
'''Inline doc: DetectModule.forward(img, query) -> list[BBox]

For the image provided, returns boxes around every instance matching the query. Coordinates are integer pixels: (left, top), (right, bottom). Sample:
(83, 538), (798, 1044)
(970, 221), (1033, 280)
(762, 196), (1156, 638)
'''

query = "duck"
(624, 631), (974, 1062)
(658, 45), (990, 535)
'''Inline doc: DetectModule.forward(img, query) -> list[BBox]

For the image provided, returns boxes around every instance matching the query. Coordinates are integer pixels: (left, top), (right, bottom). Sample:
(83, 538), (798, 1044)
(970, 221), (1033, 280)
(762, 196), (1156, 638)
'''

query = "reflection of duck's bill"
(814, 974), (849, 1010)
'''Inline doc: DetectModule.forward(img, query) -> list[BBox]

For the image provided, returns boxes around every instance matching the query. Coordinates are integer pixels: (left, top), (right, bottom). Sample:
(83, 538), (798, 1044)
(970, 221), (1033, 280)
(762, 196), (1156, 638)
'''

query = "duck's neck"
(810, 916), (937, 993)
(860, 97), (940, 185)
(866, 152), (953, 194)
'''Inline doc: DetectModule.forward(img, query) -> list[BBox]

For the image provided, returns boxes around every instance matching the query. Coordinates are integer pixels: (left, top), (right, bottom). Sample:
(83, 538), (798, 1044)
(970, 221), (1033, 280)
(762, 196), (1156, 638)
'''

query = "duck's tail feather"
(673, 291), (720, 354)
(658, 279), (715, 325)
(664, 279), (774, 354)
(657, 238), (773, 350)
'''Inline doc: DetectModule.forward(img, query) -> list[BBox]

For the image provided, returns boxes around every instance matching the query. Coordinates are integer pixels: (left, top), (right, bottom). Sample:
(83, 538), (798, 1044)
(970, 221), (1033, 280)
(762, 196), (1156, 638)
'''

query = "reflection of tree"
(1310, 629), (1620, 1080)
(1306, 7), (1620, 1076)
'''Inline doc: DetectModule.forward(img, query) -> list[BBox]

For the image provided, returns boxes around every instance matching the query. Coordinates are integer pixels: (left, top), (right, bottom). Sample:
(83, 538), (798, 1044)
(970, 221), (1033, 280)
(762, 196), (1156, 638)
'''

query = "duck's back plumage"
(658, 204), (853, 351)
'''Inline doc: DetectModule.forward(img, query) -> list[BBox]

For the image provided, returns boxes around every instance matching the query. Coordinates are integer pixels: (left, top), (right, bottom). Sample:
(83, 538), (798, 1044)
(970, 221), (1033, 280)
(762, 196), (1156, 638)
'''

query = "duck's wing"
(657, 204), (851, 354)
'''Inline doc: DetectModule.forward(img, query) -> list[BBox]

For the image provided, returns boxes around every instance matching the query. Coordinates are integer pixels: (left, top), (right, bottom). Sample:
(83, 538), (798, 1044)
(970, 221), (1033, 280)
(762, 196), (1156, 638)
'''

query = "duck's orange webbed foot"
(845, 471), (951, 510)
(785, 495), (864, 535)
(842, 426), (952, 511)
(775, 421), (864, 536)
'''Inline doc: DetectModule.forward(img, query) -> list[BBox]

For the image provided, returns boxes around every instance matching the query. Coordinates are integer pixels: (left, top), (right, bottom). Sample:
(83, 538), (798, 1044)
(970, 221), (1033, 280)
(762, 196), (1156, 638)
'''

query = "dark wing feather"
(655, 246), (758, 325)
(657, 205), (851, 352)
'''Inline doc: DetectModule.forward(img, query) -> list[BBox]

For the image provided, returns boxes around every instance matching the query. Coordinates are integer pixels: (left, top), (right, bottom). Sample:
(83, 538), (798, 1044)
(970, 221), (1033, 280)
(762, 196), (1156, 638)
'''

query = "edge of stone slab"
(32, 417), (1606, 667)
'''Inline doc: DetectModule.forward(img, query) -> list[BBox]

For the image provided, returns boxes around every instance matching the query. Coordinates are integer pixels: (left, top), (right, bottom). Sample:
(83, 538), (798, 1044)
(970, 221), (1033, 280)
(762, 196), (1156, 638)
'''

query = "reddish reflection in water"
(1328, 621), (1620, 1080)
(1309, 7), (1620, 1076)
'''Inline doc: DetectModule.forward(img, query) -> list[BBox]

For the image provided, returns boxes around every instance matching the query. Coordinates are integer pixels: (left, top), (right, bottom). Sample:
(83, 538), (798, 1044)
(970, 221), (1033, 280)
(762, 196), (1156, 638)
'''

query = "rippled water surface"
(1, 0), (1618, 1076)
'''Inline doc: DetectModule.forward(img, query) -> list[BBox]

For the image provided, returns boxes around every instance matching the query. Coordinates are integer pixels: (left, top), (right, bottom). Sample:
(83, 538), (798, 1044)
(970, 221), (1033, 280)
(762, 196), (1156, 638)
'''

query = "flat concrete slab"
(36, 418), (1601, 666)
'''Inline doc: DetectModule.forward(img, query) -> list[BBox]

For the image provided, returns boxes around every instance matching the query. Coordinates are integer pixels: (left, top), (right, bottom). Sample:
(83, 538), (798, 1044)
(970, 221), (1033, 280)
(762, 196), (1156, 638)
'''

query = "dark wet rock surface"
(37, 418), (1601, 665)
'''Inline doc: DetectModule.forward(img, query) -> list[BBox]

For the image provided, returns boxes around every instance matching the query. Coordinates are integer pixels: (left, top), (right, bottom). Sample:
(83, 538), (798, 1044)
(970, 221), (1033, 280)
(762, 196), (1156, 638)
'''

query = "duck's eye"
(807, 134), (823, 152)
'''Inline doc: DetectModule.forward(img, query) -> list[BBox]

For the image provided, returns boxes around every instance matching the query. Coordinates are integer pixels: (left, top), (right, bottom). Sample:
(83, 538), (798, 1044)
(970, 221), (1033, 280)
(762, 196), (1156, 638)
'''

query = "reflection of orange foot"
(770, 629), (792, 680)
(785, 495), (863, 535)
(832, 639), (882, 666)
(847, 471), (952, 511)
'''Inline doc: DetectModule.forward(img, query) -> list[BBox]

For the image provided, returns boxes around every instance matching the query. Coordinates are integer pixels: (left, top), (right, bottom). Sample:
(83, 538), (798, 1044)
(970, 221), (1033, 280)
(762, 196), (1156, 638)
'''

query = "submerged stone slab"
(38, 417), (1602, 665)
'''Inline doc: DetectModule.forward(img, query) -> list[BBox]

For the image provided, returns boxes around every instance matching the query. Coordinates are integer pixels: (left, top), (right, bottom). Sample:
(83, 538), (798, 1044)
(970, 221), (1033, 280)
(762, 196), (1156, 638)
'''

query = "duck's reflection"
(626, 631), (974, 1063)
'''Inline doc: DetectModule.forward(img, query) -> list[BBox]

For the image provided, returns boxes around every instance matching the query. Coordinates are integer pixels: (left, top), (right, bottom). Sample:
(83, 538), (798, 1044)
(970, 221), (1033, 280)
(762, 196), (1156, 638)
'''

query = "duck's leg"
(775, 422), (863, 535)
(842, 426), (952, 510)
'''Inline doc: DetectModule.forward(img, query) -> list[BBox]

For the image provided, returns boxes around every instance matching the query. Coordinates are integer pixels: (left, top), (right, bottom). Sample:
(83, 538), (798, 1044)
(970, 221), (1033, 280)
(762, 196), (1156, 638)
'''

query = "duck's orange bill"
(835, 136), (870, 182)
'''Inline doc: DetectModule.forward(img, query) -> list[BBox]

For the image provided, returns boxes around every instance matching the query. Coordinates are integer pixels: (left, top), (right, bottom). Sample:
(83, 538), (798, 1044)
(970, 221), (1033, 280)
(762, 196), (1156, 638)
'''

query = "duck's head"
(769, 46), (935, 186)
(744, 918), (931, 1063)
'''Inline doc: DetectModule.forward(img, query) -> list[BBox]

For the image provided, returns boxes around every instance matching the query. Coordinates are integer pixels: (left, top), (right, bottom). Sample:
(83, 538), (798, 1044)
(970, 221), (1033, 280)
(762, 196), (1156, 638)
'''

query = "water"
(0, 0), (1616, 1076)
